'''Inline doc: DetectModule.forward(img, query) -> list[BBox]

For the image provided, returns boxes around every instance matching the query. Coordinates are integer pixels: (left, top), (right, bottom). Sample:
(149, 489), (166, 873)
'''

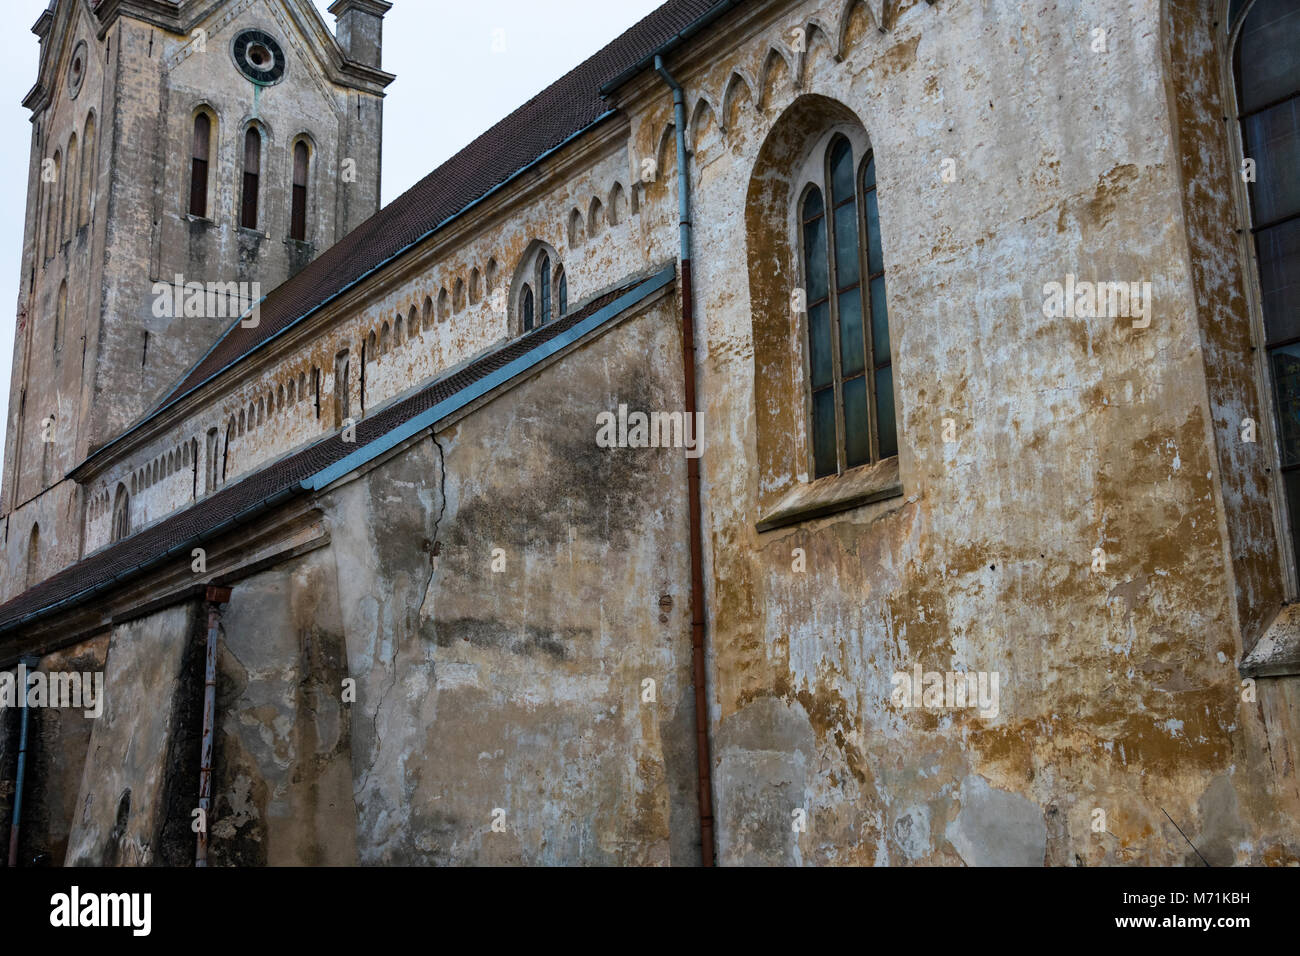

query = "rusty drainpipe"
(196, 586), (232, 867)
(655, 54), (715, 867)
(6, 655), (39, 867)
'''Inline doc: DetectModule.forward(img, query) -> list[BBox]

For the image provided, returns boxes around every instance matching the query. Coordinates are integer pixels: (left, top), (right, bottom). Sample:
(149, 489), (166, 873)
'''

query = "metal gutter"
(79, 111), (620, 472)
(6, 656), (38, 868)
(655, 55), (716, 868)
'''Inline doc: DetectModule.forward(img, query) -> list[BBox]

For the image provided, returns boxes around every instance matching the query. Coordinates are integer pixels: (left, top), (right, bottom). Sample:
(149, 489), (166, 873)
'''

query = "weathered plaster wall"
(320, 295), (701, 865)
(6, 0), (1300, 868)
(13, 634), (110, 867)
(210, 543), (357, 866)
(64, 603), (202, 866)
(674, 0), (1300, 864)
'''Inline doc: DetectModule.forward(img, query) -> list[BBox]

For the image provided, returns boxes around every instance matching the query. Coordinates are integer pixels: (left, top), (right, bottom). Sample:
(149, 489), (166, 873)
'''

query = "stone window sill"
(1240, 602), (1300, 677)
(756, 455), (902, 532)
(186, 214), (213, 225)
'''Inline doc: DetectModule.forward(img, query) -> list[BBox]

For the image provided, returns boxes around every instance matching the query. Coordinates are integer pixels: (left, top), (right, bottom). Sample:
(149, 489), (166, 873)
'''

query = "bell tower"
(0, 0), (393, 597)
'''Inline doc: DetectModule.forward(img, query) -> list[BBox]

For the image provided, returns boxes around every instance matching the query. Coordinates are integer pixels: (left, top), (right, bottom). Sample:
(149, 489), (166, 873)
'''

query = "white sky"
(0, 0), (664, 482)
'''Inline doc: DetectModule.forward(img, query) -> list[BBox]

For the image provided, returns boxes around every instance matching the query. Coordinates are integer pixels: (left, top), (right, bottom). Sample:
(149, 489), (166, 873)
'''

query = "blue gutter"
(1, 266), (674, 637)
(77, 109), (620, 474)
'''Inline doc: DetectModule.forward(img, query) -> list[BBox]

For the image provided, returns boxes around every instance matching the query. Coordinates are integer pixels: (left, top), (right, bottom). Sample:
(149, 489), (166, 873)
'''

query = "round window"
(231, 30), (286, 85)
(67, 41), (87, 99)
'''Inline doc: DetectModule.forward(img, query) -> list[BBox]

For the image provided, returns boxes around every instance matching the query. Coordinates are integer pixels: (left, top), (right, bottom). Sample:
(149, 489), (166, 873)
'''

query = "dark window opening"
(190, 113), (210, 218)
(290, 140), (309, 241)
(241, 127), (261, 230)
(539, 254), (552, 326)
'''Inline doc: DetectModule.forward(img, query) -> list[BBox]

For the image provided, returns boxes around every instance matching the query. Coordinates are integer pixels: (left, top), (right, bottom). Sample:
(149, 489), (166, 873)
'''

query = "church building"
(0, 0), (1297, 866)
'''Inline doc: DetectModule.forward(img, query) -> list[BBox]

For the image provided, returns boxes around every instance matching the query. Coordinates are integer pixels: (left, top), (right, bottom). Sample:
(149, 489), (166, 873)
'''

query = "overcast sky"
(0, 0), (663, 481)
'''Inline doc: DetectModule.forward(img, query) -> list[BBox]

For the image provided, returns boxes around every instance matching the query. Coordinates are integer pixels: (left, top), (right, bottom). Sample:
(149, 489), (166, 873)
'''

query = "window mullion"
(825, 182), (847, 475)
(857, 177), (878, 462)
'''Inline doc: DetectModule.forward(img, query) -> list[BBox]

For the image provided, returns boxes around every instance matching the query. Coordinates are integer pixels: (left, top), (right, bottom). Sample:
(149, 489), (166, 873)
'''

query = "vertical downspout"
(6, 656), (39, 867)
(196, 586), (231, 867)
(656, 55), (715, 867)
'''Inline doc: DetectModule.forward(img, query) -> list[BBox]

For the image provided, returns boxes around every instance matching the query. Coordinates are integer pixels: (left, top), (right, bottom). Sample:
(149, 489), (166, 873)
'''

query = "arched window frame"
(240, 123), (264, 231)
(795, 131), (896, 479)
(1224, 0), (1300, 594)
(111, 484), (130, 543)
(54, 280), (67, 355)
(79, 112), (96, 228)
(290, 136), (311, 241)
(512, 241), (563, 335)
(44, 151), (61, 259)
(538, 253), (552, 327)
(521, 284), (535, 332)
(63, 132), (78, 243)
(189, 109), (215, 219)
(26, 524), (40, 588)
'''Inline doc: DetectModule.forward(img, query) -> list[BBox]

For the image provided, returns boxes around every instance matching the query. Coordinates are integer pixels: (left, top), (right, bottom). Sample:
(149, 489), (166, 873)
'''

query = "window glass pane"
(1284, 470), (1300, 573)
(838, 286), (865, 377)
(1238, 0), (1300, 114)
(809, 300), (833, 388)
(1243, 98), (1300, 224)
(834, 201), (861, 288)
(803, 209), (828, 302)
(522, 286), (534, 332)
(862, 155), (876, 190)
(875, 364), (898, 459)
(1258, 218), (1300, 342)
(1271, 343), (1300, 466)
(870, 276), (890, 363)
(812, 388), (837, 478)
(559, 271), (568, 315)
(864, 189), (883, 275)
(830, 139), (854, 204)
(843, 375), (870, 468)
(540, 256), (551, 325)
(802, 187), (823, 220)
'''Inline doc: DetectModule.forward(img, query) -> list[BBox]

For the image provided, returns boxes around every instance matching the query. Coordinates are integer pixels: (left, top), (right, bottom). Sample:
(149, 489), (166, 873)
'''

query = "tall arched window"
(1234, 0), (1300, 574)
(26, 524), (39, 588)
(44, 151), (60, 259)
(79, 113), (95, 228)
(54, 280), (67, 354)
(190, 113), (211, 217)
(241, 126), (261, 229)
(63, 133), (77, 242)
(557, 266), (568, 316)
(290, 139), (310, 240)
(800, 136), (896, 478)
(111, 484), (130, 543)
(521, 285), (534, 332)
(539, 254), (552, 326)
